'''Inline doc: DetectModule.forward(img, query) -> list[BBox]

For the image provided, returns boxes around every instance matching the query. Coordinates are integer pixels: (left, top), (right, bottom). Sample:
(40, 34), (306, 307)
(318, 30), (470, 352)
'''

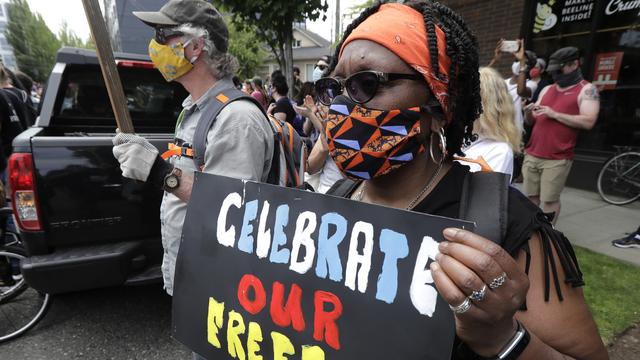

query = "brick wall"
(440, 0), (527, 77)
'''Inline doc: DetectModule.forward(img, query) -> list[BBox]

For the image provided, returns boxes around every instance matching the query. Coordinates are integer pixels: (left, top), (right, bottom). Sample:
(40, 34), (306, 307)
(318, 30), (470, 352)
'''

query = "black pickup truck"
(10, 47), (187, 294)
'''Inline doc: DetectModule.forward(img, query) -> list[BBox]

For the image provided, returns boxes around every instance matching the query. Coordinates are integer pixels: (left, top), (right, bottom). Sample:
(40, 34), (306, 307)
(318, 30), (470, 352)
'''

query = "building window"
(293, 40), (302, 48)
(305, 64), (314, 82)
(526, 0), (640, 152)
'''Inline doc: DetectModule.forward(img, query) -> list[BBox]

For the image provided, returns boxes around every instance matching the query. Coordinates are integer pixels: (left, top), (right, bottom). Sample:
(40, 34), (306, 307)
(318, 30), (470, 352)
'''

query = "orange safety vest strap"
(161, 143), (194, 160)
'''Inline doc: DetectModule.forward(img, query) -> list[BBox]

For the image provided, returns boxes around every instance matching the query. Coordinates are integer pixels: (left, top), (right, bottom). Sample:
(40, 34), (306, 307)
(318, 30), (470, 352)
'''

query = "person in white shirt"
(294, 95), (344, 193)
(458, 67), (522, 180)
(489, 39), (538, 134)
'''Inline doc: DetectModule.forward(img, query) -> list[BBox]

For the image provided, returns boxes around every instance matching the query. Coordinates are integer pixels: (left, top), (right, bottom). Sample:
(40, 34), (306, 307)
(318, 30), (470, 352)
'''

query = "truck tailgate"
(31, 135), (171, 247)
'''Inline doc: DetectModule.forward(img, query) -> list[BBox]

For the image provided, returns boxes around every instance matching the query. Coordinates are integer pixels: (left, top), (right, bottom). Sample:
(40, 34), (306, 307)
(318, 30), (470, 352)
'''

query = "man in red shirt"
(523, 47), (600, 224)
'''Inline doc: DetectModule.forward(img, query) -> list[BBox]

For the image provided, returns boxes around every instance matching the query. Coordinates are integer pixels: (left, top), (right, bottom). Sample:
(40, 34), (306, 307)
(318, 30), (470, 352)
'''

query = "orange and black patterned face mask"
(325, 95), (426, 180)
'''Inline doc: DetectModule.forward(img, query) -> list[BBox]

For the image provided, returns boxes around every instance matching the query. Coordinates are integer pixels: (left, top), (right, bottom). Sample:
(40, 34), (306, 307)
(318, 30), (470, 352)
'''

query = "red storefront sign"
(592, 52), (624, 91)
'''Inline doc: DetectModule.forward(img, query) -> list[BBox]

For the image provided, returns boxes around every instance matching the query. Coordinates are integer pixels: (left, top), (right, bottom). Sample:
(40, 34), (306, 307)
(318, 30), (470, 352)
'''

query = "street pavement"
(554, 187), (640, 267)
(1, 284), (190, 360)
(2, 187), (637, 360)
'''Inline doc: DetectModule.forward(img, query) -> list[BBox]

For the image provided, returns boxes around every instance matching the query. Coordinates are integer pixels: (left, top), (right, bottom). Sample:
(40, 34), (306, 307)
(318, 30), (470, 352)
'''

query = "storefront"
(522, 0), (640, 190)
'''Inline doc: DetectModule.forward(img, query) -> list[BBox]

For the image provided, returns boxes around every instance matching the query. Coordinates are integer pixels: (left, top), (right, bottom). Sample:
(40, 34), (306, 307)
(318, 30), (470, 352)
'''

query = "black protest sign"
(172, 173), (475, 359)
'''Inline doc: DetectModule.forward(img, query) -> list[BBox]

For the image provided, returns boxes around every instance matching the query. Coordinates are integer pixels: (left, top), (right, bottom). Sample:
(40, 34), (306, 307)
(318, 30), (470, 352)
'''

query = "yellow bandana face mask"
(148, 38), (194, 82)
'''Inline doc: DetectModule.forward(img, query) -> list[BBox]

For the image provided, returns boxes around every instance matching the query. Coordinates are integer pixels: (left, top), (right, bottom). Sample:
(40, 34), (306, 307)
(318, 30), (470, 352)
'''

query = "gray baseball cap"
(133, 0), (229, 52)
(546, 47), (580, 72)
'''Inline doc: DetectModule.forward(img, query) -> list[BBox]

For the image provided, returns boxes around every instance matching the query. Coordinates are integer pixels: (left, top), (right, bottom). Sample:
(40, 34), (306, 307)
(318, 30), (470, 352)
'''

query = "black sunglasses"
(314, 70), (422, 106)
(155, 27), (184, 45)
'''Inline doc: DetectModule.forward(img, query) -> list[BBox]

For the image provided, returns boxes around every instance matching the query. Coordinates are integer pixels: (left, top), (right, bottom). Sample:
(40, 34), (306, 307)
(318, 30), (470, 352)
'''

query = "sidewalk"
(554, 187), (640, 267)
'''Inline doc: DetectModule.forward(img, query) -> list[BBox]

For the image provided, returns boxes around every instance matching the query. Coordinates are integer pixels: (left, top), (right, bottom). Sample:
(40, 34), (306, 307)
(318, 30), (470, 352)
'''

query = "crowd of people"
(0, 64), (40, 179)
(110, 1), (614, 359)
(1, 0), (635, 358)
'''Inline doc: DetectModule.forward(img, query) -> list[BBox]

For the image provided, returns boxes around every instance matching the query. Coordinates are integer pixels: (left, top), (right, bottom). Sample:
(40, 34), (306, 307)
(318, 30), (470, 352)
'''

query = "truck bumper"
(20, 240), (161, 294)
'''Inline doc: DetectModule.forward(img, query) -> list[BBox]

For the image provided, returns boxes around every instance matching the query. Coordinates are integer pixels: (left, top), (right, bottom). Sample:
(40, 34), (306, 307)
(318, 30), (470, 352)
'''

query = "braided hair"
(328, 0), (482, 157)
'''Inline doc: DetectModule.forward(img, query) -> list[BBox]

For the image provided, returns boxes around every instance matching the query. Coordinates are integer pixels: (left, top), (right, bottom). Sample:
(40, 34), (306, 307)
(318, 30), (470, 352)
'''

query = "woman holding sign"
(316, 1), (607, 359)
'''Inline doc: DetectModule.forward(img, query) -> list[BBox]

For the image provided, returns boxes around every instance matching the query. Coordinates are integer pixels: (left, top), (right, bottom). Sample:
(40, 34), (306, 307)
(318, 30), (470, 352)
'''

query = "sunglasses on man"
(155, 27), (184, 45)
(314, 70), (422, 105)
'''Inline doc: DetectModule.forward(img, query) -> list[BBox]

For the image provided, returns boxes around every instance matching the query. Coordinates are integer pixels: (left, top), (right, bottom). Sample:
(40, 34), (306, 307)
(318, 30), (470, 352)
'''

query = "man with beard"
(523, 47), (600, 224)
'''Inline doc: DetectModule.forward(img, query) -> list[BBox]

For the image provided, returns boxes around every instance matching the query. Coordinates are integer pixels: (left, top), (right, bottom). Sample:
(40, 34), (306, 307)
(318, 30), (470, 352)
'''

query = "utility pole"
(334, 0), (341, 44)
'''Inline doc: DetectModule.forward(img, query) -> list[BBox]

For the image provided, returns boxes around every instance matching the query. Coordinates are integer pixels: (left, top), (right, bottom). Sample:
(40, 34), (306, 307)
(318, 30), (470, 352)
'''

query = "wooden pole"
(81, 0), (135, 133)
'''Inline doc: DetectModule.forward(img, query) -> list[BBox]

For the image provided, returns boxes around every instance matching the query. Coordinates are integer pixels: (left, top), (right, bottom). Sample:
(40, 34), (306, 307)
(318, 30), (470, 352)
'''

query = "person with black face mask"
(523, 47), (600, 225)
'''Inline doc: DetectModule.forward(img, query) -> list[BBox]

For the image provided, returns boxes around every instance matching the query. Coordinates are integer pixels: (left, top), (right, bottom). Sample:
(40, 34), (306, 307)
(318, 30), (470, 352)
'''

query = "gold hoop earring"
(429, 128), (447, 165)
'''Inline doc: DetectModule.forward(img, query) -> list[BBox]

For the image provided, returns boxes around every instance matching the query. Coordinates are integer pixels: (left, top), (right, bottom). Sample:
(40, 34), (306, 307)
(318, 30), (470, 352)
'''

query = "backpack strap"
(459, 171), (510, 245)
(192, 87), (267, 169)
(325, 178), (360, 197)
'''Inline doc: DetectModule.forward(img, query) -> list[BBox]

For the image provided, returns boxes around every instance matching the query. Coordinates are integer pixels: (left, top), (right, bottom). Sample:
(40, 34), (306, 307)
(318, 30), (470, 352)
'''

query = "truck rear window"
(54, 64), (188, 132)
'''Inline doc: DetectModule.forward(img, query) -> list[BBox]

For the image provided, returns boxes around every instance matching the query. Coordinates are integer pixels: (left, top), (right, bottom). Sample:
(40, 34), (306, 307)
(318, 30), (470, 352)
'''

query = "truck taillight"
(8, 153), (42, 231)
(116, 60), (155, 69)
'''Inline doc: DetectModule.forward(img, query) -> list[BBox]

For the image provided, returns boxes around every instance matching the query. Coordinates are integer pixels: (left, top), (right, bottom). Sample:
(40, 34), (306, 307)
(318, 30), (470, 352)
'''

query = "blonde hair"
(476, 67), (522, 153)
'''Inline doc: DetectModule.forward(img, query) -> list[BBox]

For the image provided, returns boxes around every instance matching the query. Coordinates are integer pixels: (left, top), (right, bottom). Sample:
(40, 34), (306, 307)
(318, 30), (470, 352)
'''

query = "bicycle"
(0, 206), (51, 343)
(597, 146), (640, 205)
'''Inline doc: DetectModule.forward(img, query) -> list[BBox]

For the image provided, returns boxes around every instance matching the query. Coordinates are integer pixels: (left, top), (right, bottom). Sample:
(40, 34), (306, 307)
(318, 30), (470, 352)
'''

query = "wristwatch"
(163, 167), (182, 193)
(454, 321), (531, 360)
(493, 321), (531, 360)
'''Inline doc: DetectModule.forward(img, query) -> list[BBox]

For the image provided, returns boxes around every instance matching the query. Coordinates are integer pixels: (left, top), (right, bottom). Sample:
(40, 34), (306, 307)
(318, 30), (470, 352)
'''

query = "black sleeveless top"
(327, 163), (584, 359)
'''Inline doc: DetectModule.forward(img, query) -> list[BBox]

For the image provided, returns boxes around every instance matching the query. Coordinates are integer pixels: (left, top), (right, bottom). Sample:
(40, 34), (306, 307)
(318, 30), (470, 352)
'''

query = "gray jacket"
(160, 79), (273, 295)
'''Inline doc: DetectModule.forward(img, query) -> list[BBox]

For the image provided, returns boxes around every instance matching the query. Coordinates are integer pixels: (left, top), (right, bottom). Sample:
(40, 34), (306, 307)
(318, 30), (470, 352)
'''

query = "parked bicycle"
(0, 207), (51, 343)
(597, 146), (640, 205)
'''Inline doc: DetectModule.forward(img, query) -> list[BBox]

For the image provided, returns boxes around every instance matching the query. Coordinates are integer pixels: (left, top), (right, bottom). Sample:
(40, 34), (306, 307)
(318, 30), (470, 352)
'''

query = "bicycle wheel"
(597, 152), (640, 205)
(0, 245), (28, 303)
(0, 250), (51, 343)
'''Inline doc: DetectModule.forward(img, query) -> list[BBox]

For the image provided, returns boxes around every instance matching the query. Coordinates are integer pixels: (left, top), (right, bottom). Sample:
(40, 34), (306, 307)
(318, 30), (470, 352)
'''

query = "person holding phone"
(523, 47), (600, 225)
(488, 39), (538, 130)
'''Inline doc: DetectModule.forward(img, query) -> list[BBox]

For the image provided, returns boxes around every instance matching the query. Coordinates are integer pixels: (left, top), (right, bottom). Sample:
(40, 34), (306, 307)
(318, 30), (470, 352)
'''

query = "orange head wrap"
(339, 3), (452, 122)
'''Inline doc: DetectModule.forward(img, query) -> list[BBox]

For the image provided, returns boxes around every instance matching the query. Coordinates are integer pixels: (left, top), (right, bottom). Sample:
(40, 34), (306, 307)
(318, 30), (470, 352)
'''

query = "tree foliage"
(58, 21), (95, 50)
(6, 0), (60, 82)
(6, 0), (94, 82)
(226, 19), (267, 80)
(348, 0), (376, 16)
(213, 0), (329, 96)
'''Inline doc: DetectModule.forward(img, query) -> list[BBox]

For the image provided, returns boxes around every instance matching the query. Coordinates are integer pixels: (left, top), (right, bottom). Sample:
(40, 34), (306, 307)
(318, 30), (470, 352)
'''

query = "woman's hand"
(267, 102), (276, 115)
(493, 39), (503, 60)
(316, 104), (329, 121)
(303, 95), (317, 113)
(294, 95), (318, 118)
(430, 228), (530, 357)
(513, 39), (526, 62)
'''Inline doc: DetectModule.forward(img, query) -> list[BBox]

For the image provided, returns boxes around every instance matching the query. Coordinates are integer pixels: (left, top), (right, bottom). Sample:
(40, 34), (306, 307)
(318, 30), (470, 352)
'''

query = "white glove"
(112, 129), (159, 181)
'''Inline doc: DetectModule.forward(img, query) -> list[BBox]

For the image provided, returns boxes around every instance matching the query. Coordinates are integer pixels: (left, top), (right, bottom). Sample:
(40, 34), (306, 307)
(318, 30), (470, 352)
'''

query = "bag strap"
(325, 178), (359, 197)
(278, 120), (301, 186)
(459, 171), (510, 245)
(192, 87), (268, 169)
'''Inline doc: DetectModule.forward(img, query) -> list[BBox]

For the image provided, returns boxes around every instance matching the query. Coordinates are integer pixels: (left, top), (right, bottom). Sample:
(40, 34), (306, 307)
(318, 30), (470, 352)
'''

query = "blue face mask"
(312, 67), (324, 82)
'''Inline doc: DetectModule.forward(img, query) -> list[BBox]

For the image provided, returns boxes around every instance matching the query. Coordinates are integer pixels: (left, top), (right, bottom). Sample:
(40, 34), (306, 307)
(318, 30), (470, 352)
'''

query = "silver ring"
(468, 285), (487, 302)
(448, 297), (471, 314)
(489, 272), (507, 289)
